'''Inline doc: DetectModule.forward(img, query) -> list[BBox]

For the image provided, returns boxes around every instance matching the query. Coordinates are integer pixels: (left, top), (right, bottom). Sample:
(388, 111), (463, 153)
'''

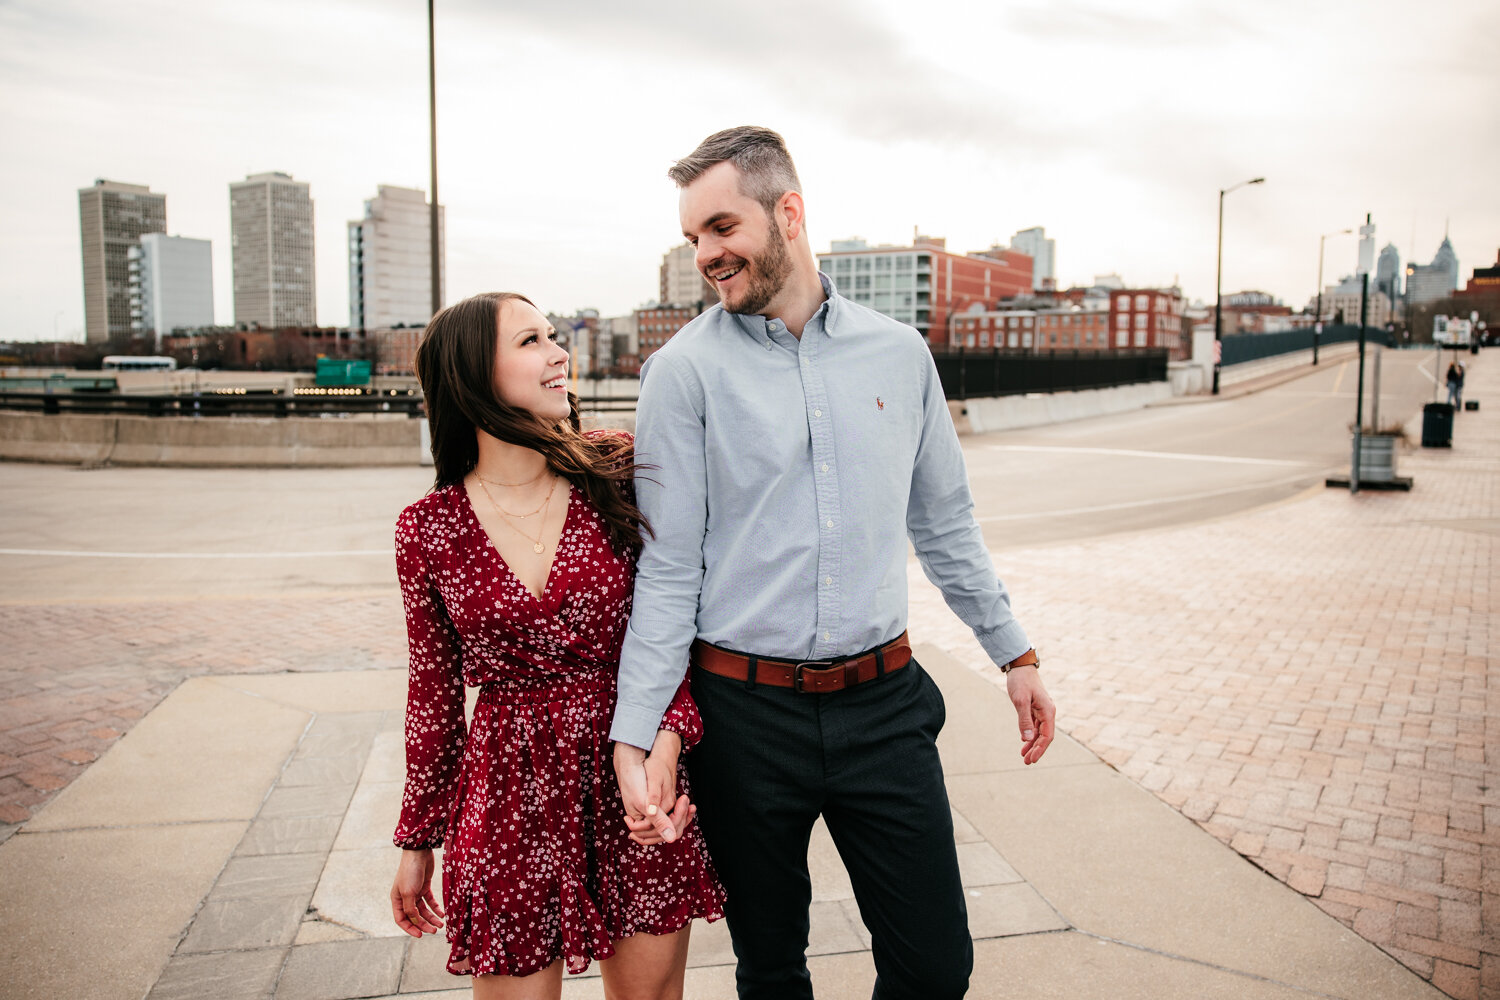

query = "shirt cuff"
(609, 702), (663, 751)
(977, 619), (1032, 670)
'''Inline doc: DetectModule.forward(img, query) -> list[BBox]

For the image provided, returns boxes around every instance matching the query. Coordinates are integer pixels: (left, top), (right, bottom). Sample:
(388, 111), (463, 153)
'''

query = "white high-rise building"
(78, 180), (167, 345)
(348, 185), (445, 331)
(230, 172), (316, 328)
(659, 242), (715, 307)
(128, 234), (214, 346)
(1009, 226), (1056, 290)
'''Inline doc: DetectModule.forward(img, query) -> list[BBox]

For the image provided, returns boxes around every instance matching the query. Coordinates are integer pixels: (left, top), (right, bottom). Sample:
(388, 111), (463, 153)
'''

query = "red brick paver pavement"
(914, 363), (1498, 998)
(0, 593), (405, 827)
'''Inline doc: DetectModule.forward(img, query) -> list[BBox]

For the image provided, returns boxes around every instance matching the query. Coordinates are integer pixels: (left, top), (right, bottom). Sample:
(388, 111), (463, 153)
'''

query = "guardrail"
(0, 391), (643, 418)
(1220, 324), (1394, 367)
(932, 349), (1169, 401)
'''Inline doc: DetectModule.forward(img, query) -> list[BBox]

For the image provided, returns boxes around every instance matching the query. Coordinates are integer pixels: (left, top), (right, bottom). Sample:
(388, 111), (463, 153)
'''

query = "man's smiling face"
(679, 161), (792, 317)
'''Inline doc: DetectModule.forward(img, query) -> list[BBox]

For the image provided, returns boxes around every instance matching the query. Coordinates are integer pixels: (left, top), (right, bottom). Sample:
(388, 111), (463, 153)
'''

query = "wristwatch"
(1001, 648), (1040, 673)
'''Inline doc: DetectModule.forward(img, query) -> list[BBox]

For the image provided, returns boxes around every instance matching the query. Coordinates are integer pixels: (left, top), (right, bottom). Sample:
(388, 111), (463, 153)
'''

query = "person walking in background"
(389, 291), (724, 999)
(611, 126), (1057, 1000)
(1447, 359), (1465, 410)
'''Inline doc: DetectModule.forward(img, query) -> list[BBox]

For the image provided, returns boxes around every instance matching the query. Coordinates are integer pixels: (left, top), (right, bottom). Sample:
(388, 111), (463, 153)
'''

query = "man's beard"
(715, 224), (793, 316)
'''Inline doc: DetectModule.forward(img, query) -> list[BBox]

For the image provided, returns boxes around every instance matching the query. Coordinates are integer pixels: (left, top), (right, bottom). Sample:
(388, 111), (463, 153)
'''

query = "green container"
(315, 358), (371, 387)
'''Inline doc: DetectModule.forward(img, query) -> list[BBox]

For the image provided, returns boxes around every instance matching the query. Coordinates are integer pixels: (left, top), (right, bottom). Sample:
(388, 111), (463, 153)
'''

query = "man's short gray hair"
(667, 126), (802, 217)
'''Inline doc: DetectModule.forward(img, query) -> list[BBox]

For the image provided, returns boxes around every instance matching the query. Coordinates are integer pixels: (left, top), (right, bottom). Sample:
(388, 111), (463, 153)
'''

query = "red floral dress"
(392, 445), (725, 978)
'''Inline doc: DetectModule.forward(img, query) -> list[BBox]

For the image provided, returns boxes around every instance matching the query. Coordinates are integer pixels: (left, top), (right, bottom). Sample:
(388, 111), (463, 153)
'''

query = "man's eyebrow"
(685, 211), (737, 237)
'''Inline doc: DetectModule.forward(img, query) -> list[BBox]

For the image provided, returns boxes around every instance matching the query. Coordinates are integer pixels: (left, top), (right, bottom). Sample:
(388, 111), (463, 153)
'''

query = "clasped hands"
(612, 728), (695, 846)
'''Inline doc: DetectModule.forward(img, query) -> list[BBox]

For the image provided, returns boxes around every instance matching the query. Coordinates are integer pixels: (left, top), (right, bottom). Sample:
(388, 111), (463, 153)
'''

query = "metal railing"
(932, 349), (1169, 401)
(0, 391), (426, 418)
(1219, 324), (1392, 367)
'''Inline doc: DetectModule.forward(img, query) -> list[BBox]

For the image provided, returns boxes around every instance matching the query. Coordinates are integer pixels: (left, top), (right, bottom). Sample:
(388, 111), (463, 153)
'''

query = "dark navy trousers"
(688, 657), (972, 1000)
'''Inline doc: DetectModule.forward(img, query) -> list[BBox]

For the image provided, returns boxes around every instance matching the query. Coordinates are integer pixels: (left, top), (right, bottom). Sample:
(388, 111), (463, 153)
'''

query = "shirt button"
(825, 576), (832, 585)
(824, 632), (831, 641)
(821, 463), (829, 472)
(765, 341), (773, 351)
(813, 408), (822, 417)
(826, 519), (834, 528)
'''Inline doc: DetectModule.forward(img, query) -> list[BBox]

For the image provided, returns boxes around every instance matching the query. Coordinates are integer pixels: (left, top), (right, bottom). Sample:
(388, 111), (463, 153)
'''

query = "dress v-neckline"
(461, 481), (574, 606)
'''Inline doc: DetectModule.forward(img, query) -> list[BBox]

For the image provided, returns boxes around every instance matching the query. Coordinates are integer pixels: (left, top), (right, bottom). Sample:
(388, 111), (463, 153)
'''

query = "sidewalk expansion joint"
(1071, 930), (1350, 998)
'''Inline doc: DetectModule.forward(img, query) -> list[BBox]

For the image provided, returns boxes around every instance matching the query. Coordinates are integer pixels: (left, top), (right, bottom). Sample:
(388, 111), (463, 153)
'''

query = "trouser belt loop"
(874, 646), (886, 678)
(745, 655), (757, 691)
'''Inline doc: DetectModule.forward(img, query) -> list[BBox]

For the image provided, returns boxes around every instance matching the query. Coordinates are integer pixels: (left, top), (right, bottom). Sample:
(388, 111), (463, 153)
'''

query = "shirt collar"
(728, 270), (844, 346)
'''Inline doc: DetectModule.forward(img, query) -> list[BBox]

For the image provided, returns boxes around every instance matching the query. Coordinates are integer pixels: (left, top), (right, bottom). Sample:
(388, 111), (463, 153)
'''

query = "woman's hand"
(623, 729), (695, 846)
(390, 848), (445, 938)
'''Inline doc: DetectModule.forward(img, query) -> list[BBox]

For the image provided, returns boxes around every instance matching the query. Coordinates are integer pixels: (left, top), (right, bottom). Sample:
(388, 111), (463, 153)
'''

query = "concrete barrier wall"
(949, 381), (1173, 436)
(0, 412), (424, 467)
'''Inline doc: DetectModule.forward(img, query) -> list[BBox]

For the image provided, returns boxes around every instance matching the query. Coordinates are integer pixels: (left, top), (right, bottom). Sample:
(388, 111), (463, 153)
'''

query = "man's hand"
(613, 739), (691, 845)
(1006, 666), (1055, 765)
(390, 848), (444, 938)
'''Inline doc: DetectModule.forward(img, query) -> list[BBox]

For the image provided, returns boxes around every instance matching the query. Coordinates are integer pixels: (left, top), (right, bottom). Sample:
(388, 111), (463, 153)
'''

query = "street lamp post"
(428, 0), (441, 320)
(1313, 228), (1353, 365)
(1212, 176), (1265, 395)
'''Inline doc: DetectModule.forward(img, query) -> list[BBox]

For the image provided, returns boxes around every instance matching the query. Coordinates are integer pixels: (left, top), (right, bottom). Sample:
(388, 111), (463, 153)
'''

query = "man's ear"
(779, 191), (805, 242)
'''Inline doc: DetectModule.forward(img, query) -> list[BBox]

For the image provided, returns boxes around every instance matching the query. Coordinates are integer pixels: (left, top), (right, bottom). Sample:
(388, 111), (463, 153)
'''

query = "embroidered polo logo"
(876, 397), (884, 410)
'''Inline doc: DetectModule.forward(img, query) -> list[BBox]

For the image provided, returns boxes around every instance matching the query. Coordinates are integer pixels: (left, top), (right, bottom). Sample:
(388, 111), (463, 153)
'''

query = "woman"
(389, 292), (724, 998)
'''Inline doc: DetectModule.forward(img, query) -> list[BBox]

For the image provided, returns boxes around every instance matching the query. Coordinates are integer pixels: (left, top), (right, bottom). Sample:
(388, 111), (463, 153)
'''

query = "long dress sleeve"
(655, 676), (703, 751)
(392, 506), (468, 850)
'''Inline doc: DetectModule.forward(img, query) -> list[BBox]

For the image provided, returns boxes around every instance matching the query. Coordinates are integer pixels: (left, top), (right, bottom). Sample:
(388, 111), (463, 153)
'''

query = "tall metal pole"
(428, 0), (441, 319)
(1352, 270), (1369, 493)
(1213, 189), (1225, 395)
(1211, 176), (1264, 395)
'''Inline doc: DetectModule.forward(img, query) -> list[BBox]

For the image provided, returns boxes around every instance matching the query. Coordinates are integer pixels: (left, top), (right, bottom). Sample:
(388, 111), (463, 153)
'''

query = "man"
(611, 126), (1056, 1000)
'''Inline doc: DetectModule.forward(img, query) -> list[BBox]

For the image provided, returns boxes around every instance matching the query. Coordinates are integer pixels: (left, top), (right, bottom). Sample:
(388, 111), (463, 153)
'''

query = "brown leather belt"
(690, 632), (912, 694)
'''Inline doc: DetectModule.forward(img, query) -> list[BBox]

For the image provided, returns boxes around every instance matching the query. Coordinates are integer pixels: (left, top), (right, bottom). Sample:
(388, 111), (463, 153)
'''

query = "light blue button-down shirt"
(609, 273), (1031, 749)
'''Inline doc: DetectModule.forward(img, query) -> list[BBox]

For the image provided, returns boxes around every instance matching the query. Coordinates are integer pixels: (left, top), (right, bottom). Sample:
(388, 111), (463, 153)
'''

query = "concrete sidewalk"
(0, 646), (1439, 1000)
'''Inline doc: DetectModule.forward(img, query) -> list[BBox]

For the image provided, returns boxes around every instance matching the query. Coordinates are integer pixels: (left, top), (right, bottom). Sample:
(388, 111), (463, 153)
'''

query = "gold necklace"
(478, 477), (557, 554)
(476, 474), (556, 519)
(475, 466), (548, 488)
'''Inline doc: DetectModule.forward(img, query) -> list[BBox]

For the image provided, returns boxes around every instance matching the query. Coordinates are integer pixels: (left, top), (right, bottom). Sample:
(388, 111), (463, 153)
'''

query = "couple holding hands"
(388, 126), (1056, 1000)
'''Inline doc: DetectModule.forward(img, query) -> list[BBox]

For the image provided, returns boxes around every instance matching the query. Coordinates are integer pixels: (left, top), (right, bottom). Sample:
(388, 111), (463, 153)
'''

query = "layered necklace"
(475, 470), (560, 555)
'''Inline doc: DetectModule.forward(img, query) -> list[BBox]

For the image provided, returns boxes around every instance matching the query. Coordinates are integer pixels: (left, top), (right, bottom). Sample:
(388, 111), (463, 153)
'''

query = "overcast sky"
(2, 0), (1496, 340)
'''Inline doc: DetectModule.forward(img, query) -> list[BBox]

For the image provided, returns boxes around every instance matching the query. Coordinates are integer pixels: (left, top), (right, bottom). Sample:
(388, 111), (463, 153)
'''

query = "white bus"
(102, 355), (177, 372)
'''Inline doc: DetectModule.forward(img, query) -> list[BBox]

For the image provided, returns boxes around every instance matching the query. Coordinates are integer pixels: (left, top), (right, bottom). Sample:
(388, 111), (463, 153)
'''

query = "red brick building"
(951, 307), (1112, 351)
(1108, 288), (1186, 356)
(634, 304), (701, 362)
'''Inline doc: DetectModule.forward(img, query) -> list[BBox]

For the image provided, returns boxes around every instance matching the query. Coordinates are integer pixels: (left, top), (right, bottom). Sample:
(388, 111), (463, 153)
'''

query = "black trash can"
(1422, 402), (1454, 447)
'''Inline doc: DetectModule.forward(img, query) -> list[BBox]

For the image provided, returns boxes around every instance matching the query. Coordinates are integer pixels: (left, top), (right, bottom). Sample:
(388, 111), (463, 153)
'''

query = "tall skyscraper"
(1009, 226), (1056, 291)
(78, 180), (167, 345)
(128, 234), (214, 347)
(1406, 236), (1460, 306)
(230, 172), (316, 328)
(659, 242), (715, 307)
(348, 185), (444, 330)
(1375, 243), (1402, 302)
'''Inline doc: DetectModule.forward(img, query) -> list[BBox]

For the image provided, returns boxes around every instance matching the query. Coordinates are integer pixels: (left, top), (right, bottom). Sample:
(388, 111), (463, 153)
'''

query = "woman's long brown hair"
(414, 292), (650, 554)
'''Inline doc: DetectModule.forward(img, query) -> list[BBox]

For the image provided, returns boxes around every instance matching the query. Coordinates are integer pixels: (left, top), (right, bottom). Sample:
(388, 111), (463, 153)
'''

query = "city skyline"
(2, 0), (1495, 341)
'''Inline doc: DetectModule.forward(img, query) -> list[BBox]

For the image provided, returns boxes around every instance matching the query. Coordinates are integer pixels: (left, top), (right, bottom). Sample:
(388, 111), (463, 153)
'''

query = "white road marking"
(982, 444), (1308, 467)
(975, 473), (1314, 522)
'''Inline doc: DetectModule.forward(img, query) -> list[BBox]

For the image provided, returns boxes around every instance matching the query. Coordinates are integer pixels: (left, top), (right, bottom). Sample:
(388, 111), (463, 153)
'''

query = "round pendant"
(533, 542), (544, 554)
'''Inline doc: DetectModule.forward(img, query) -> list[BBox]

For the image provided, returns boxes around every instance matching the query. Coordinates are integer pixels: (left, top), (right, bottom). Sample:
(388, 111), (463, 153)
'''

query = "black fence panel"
(931, 349), (1168, 401)
(0, 392), (426, 418)
(1219, 324), (1393, 367)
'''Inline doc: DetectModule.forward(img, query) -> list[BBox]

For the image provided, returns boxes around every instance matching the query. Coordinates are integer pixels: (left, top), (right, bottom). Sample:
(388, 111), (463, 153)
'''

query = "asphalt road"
(0, 347), (1451, 603)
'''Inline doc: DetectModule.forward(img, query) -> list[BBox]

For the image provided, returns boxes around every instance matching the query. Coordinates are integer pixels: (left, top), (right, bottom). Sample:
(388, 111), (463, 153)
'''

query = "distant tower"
(78, 180), (167, 345)
(1009, 226), (1056, 291)
(1375, 243), (1402, 301)
(128, 234), (214, 348)
(348, 185), (444, 330)
(230, 172), (316, 328)
(1406, 236), (1461, 306)
(659, 242), (715, 307)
